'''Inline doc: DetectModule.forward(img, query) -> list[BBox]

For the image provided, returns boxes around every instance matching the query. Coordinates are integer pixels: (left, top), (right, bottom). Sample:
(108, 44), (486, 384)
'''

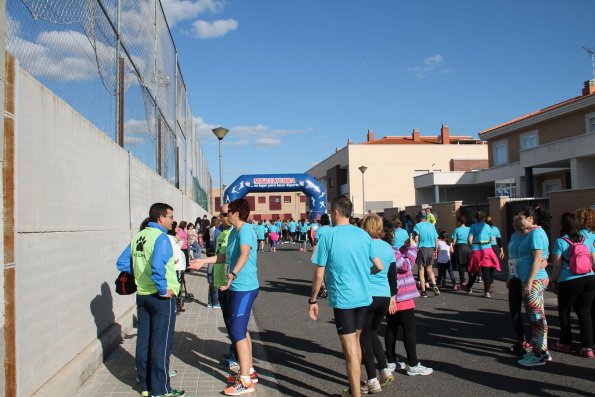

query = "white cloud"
(124, 119), (150, 134)
(193, 116), (304, 148)
(161, 0), (224, 26)
(192, 19), (238, 39)
(413, 54), (446, 78)
(6, 14), (116, 83)
(125, 136), (145, 145)
(193, 116), (219, 138)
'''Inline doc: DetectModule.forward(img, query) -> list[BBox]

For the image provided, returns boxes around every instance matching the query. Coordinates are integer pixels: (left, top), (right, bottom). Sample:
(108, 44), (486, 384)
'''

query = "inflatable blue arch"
(224, 173), (327, 220)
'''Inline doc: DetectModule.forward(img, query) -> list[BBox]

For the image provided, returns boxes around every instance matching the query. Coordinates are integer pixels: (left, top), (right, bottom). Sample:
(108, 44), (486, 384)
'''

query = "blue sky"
(10, 0), (595, 188)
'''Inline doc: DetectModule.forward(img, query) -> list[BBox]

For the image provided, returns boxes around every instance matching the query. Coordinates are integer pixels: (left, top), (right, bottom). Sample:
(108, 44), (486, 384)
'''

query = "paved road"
(250, 243), (595, 397)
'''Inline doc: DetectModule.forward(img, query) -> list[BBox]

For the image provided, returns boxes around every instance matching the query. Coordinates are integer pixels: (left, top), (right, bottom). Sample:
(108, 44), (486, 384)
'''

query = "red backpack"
(562, 236), (592, 275)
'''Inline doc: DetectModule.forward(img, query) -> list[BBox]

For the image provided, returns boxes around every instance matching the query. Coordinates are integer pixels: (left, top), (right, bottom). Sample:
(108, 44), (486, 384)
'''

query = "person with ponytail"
(551, 212), (595, 358)
(516, 206), (552, 366)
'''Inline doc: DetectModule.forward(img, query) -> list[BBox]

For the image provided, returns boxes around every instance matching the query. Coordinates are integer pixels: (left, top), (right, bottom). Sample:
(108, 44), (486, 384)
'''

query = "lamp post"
(212, 127), (229, 209)
(358, 166), (367, 217)
(296, 192), (301, 219)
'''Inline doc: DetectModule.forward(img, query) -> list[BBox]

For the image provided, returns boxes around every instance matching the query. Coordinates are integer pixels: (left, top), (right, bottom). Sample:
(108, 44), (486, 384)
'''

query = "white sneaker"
(406, 362), (433, 376)
(366, 378), (382, 394)
(379, 368), (394, 386)
(397, 361), (407, 370)
(386, 362), (397, 372)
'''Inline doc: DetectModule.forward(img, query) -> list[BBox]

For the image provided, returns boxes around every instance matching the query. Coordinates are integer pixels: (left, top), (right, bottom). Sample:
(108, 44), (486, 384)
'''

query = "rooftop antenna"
(583, 46), (595, 79)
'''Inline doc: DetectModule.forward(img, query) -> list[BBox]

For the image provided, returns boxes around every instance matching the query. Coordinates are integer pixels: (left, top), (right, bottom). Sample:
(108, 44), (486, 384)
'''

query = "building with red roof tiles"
(414, 79), (595, 203)
(307, 125), (489, 216)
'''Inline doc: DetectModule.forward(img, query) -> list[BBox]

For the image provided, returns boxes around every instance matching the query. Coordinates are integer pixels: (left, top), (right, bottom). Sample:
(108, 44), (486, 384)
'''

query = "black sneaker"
(421, 291), (428, 298)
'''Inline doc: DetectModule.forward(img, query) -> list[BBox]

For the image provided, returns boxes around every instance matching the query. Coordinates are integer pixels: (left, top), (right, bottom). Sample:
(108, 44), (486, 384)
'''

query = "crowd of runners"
(116, 197), (595, 397)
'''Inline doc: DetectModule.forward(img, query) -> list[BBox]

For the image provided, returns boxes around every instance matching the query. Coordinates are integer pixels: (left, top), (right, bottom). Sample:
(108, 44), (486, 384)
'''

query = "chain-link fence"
(6, 0), (211, 208)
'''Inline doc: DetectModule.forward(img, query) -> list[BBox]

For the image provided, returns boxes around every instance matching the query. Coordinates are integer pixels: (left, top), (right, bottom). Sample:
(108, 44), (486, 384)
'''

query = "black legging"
(558, 275), (595, 348)
(385, 308), (418, 367)
(361, 297), (390, 379)
(467, 267), (494, 293)
(508, 277), (527, 344)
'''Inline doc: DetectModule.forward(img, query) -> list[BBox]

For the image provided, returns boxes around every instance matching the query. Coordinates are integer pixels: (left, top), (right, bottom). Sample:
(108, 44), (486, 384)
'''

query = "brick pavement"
(76, 268), (282, 397)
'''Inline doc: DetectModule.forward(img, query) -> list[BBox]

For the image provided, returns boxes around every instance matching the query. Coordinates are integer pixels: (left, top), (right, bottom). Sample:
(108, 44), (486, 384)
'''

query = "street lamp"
(296, 192), (301, 219)
(358, 166), (367, 217)
(212, 127), (229, 209)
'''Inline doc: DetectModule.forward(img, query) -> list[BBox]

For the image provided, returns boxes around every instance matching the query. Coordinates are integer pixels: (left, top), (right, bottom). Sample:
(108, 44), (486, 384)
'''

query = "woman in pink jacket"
(383, 220), (433, 377)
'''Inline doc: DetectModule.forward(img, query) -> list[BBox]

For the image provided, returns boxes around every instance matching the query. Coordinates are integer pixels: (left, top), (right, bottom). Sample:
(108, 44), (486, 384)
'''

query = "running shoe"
(223, 378), (254, 396)
(153, 390), (185, 397)
(551, 341), (572, 353)
(141, 392), (149, 397)
(366, 378), (382, 394)
(432, 285), (441, 296)
(580, 348), (594, 359)
(169, 369), (177, 378)
(397, 361), (407, 370)
(518, 353), (547, 366)
(421, 291), (428, 298)
(466, 287), (473, 294)
(386, 362), (397, 372)
(543, 351), (553, 361)
(226, 371), (258, 384)
(484, 292), (491, 298)
(406, 362), (433, 376)
(453, 284), (460, 291)
(379, 368), (394, 386)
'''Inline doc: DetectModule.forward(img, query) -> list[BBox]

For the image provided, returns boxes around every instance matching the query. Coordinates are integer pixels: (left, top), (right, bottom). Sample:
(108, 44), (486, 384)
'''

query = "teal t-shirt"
(581, 229), (595, 251)
(229, 224), (259, 291)
(392, 227), (409, 249)
(517, 227), (549, 282)
(507, 232), (527, 280)
(256, 224), (266, 240)
(289, 221), (297, 233)
(413, 221), (438, 248)
(299, 223), (309, 233)
(312, 224), (377, 309)
(370, 239), (393, 297)
(469, 222), (492, 251)
(268, 224), (278, 233)
(552, 234), (595, 283)
(490, 226), (501, 246)
(315, 225), (332, 241)
(452, 225), (470, 245)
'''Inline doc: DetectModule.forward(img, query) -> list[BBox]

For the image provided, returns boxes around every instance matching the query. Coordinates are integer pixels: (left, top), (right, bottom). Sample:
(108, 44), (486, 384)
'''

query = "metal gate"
(459, 200), (490, 225)
(505, 197), (550, 240)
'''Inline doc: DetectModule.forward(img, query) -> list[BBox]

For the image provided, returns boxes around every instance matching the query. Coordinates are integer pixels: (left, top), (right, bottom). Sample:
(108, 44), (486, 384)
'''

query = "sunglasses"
(220, 212), (228, 216)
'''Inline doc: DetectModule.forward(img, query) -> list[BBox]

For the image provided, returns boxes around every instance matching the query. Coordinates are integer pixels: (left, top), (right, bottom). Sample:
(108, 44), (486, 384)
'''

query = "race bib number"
(508, 258), (518, 278)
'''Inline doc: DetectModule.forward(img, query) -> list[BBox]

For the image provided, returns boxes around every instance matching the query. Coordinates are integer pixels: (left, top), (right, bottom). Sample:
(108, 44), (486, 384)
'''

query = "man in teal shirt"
(309, 197), (383, 397)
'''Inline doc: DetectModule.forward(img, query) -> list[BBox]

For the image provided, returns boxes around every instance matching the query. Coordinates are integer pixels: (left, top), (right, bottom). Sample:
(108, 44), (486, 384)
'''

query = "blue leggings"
(228, 288), (259, 343)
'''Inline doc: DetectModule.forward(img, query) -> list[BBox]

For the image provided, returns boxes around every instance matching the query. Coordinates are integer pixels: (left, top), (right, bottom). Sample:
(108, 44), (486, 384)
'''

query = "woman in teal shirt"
(577, 207), (595, 347)
(551, 212), (595, 358)
(360, 214), (395, 393)
(189, 198), (260, 395)
(451, 215), (470, 290)
(515, 207), (551, 367)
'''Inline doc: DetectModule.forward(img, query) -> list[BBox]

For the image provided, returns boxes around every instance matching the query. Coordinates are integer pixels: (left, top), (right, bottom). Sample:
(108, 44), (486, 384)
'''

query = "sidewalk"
(76, 268), (282, 397)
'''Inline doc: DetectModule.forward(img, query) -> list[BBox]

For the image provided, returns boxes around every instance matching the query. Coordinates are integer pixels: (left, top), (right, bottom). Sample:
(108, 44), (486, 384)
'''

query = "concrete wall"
(16, 69), (208, 396)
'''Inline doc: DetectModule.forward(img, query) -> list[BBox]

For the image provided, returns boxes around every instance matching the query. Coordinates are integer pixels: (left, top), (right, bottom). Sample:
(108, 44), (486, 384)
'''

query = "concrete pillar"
(434, 185), (440, 203)
(525, 167), (534, 197)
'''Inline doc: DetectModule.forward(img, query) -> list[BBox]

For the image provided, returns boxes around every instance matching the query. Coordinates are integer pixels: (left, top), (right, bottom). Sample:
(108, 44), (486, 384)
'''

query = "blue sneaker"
(518, 352), (547, 366)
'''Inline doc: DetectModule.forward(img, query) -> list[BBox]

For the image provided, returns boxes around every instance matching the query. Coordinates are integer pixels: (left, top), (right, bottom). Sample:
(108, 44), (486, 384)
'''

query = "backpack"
(562, 236), (592, 275)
